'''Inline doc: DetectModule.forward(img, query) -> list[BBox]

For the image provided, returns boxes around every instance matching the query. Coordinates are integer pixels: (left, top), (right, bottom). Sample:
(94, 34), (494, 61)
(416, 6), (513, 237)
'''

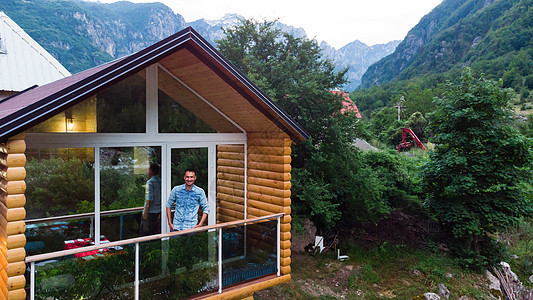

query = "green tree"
(405, 111), (428, 141)
(218, 19), (388, 228)
(421, 68), (533, 268)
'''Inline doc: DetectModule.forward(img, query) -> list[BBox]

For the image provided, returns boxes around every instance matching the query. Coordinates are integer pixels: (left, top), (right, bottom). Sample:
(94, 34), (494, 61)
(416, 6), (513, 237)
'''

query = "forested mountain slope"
(360, 0), (533, 98)
(2, 0), (398, 86)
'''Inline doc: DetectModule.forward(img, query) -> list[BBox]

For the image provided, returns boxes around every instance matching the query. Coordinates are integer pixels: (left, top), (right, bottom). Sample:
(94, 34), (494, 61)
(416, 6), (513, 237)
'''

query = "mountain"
(321, 40), (400, 91)
(189, 13), (308, 47)
(2, 0), (399, 90)
(360, 0), (533, 95)
(2, 0), (185, 73)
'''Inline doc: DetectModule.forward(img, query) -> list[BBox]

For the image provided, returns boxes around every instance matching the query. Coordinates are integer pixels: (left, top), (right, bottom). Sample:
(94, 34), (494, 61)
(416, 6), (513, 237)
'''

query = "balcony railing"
(25, 213), (283, 300)
(25, 207), (146, 255)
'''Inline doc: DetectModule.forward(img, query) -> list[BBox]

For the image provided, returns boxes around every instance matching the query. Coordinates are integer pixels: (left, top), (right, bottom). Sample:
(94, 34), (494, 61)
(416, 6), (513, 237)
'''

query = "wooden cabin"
(0, 27), (308, 299)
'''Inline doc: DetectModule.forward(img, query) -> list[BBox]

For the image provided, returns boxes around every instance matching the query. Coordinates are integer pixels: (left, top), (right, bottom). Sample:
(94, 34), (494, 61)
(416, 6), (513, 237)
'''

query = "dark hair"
(184, 168), (196, 175)
(149, 163), (160, 175)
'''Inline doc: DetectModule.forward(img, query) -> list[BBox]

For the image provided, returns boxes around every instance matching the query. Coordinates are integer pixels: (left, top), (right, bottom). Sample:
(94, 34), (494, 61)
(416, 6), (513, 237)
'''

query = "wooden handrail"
(25, 206), (144, 225)
(25, 213), (284, 263)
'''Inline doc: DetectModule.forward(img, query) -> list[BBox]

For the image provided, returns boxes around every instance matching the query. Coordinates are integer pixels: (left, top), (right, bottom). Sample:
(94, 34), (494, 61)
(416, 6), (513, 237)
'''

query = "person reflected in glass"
(166, 169), (209, 231)
(142, 163), (161, 235)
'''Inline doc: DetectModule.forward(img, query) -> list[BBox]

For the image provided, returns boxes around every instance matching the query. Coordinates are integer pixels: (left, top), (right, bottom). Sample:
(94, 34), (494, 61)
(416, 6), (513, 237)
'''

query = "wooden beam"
(247, 199), (289, 214)
(6, 262), (25, 277)
(217, 179), (244, 190)
(6, 276), (24, 291)
(217, 159), (244, 168)
(217, 186), (244, 197)
(248, 177), (290, 190)
(5, 155), (25, 168)
(217, 151), (244, 161)
(203, 274), (290, 300)
(217, 145), (244, 153)
(217, 193), (244, 205)
(248, 146), (291, 156)
(6, 235), (25, 250)
(217, 166), (244, 175)
(7, 288), (25, 300)
(5, 209), (24, 223)
(248, 161), (291, 173)
(5, 169), (25, 182)
(248, 191), (290, 206)
(247, 184), (290, 198)
(5, 141), (25, 155)
(248, 153), (291, 164)
(217, 172), (244, 183)
(6, 249), (24, 264)
(247, 169), (291, 181)
(6, 222), (24, 236)
(5, 196), (24, 209)
(280, 266), (291, 275)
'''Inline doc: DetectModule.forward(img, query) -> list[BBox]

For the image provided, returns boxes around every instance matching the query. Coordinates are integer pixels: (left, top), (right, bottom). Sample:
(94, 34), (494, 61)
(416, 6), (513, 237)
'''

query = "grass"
(255, 219), (533, 299)
(500, 217), (533, 289)
(256, 242), (493, 299)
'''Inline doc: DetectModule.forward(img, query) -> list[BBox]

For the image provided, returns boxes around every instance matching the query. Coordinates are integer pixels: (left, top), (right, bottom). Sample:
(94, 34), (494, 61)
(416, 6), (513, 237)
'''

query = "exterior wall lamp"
(66, 116), (74, 132)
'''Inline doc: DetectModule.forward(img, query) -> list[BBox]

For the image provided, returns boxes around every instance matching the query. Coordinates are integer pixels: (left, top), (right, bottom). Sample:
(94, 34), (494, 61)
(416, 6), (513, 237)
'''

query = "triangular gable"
(0, 27), (308, 143)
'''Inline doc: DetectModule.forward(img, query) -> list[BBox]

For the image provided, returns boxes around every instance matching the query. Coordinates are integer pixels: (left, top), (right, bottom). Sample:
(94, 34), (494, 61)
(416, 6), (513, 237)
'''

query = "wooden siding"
(246, 132), (292, 275)
(0, 134), (26, 300)
(217, 145), (245, 223)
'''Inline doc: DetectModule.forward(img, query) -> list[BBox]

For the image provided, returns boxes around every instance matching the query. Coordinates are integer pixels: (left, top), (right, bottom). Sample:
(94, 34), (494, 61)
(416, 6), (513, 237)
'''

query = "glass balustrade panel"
(31, 243), (135, 299)
(139, 231), (219, 299)
(222, 220), (277, 287)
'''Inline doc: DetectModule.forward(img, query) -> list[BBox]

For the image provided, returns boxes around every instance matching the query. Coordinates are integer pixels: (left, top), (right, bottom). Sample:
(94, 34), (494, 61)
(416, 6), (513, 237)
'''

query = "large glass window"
(100, 146), (162, 241)
(158, 89), (216, 133)
(26, 99), (97, 133)
(158, 67), (240, 133)
(27, 69), (146, 133)
(25, 148), (95, 255)
(96, 70), (146, 133)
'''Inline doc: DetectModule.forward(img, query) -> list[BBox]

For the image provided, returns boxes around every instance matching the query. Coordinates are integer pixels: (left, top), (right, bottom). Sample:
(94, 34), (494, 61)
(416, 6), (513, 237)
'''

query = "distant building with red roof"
(331, 91), (362, 118)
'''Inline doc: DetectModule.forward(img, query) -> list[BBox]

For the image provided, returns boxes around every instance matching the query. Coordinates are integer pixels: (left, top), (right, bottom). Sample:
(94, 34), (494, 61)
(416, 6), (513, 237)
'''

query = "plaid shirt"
(166, 184), (209, 231)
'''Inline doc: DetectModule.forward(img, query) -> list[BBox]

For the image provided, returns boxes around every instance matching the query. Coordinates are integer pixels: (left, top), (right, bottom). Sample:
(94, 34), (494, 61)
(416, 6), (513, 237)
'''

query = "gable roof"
(0, 12), (70, 92)
(0, 27), (309, 143)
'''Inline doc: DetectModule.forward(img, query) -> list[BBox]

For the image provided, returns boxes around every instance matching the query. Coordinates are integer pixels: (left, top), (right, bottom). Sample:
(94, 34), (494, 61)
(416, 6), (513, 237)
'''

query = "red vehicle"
(397, 128), (427, 152)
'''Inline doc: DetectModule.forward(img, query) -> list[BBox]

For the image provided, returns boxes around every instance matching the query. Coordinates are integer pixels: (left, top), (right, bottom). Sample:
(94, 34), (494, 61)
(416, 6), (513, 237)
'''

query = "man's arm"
(195, 190), (209, 228)
(142, 200), (151, 220)
(143, 179), (153, 220)
(195, 213), (207, 228)
(166, 207), (174, 231)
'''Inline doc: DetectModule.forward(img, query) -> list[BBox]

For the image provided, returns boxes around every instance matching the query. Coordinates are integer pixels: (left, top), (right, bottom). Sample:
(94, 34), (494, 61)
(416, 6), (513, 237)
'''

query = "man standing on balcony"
(142, 163), (161, 235)
(166, 169), (209, 231)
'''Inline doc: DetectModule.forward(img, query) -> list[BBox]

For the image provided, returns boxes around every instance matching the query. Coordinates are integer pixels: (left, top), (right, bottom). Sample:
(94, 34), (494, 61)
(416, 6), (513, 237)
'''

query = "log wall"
(0, 134), (27, 300)
(216, 145), (245, 223)
(246, 132), (292, 275)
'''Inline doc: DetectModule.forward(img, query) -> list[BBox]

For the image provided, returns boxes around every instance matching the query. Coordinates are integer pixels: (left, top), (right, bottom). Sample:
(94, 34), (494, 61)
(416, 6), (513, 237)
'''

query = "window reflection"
(26, 70), (146, 133)
(100, 146), (161, 241)
(25, 148), (95, 255)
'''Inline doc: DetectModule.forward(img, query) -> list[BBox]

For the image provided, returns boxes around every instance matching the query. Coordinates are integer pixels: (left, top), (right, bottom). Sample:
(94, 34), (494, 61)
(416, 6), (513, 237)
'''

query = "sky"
(92, 0), (443, 49)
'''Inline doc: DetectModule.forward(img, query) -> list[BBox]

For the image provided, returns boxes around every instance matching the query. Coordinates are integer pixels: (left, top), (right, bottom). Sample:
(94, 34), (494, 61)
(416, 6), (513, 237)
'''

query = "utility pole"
(394, 96), (405, 121)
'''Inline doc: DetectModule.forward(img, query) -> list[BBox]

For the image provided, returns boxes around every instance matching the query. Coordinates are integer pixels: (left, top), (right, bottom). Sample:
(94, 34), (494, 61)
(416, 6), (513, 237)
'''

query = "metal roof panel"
(0, 11), (70, 92)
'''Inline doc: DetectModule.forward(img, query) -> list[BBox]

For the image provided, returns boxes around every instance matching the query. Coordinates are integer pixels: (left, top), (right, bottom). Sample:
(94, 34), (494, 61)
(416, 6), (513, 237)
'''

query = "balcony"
(25, 213), (283, 299)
